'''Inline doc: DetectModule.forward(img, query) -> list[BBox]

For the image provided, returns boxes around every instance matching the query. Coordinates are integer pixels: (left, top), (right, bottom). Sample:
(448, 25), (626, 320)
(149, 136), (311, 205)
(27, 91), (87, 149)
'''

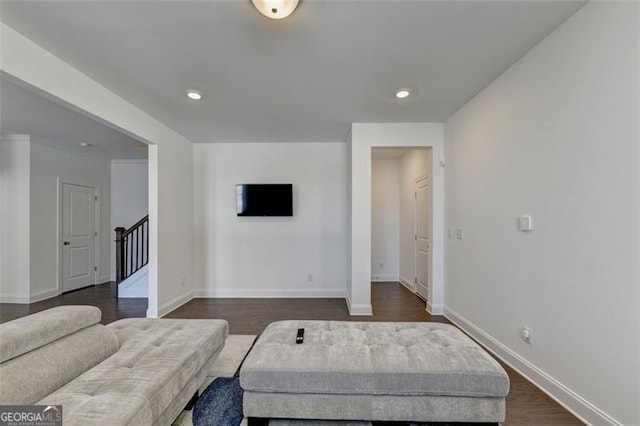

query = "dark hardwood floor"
(0, 282), (147, 325)
(165, 282), (448, 334)
(0, 281), (582, 425)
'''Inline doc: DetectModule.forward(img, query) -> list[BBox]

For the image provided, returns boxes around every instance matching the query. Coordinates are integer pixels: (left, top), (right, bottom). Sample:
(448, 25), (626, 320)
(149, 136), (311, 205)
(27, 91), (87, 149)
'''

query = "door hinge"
(94, 231), (98, 236)
(414, 192), (417, 198)
(414, 234), (417, 241)
(94, 195), (98, 201)
(94, 266), (97, 272)
(414, 277), (417, 284)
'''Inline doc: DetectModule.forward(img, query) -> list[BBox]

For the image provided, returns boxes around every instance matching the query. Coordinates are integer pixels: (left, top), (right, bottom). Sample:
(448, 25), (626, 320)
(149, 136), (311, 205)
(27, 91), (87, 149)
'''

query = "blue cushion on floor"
(193, 377), (244, 426)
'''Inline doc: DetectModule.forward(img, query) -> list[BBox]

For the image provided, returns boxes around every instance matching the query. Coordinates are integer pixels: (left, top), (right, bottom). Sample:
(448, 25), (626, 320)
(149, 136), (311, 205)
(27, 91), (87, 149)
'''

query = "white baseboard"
(0, 293), (30, 303)
(31, 288), (59, 303)
(194, 288), (345, 298)
(399, 275), (416, 293)
(427, 301), (443, 315)
(112, 159), (148, 165)
(371, 274), (399, 282)
(0, 287), (59, 304)
(345, 295), (373, 316)
(154, 290), (194, 318)
(347, 304), (373, 315)
(444, 306), (619, 426)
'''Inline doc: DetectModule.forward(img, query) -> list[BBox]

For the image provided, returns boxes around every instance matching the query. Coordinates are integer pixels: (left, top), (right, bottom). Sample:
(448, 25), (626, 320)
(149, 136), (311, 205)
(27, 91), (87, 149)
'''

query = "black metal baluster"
(141, 223), (145, 268)
(124, 235), (128, 278)
(136, 227), (139, 272)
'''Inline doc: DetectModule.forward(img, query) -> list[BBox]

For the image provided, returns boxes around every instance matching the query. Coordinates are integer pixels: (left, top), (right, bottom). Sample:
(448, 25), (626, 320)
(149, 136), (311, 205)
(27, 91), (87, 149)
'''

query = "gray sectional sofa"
(0, 306), (228, 426)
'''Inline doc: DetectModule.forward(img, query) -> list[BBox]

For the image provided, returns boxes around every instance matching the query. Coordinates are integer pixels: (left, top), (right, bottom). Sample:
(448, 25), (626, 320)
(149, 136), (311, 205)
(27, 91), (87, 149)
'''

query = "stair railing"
(115, 215), (149, 284)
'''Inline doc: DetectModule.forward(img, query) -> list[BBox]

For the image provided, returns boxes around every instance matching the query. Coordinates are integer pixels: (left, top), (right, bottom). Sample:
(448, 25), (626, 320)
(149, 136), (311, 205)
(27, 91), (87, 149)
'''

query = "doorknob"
(63, 241), (70, 246)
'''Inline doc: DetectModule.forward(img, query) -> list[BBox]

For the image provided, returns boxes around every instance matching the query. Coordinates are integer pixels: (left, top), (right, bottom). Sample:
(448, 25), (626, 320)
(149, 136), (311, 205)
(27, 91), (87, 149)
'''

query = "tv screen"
(236, 184), (293, 217)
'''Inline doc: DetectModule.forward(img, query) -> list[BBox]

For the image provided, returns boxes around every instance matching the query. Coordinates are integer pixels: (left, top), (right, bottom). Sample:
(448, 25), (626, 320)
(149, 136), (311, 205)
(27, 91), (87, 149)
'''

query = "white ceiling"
(0, 0), (585, 143)
(0, 76), (147, 160)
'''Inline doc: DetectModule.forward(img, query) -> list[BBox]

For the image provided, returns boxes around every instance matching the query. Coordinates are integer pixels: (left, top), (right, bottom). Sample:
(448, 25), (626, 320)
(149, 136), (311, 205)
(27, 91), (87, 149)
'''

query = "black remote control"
(296, 328), (304, 344)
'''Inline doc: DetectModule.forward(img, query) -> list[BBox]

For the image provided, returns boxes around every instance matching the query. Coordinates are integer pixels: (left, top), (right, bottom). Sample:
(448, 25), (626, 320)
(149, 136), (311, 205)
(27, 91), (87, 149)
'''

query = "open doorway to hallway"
(371, 147), (432, 305)
(111, 159), (149, 299)
(0, 75), (149, 312)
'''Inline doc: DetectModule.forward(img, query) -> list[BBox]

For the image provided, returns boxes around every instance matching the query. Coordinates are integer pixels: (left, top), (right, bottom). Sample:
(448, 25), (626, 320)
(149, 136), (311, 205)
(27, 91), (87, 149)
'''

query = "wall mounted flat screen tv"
(236, 184), (293, 217)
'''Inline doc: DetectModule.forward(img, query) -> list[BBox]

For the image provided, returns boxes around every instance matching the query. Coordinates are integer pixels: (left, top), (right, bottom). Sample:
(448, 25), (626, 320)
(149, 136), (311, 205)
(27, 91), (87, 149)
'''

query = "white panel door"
(62, 183), (96, 292)
(415, 177), (431, 301)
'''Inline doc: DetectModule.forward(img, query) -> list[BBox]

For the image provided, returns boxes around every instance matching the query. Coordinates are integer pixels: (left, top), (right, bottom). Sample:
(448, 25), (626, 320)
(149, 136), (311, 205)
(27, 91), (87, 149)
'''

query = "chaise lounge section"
(0, 306), (228, 425)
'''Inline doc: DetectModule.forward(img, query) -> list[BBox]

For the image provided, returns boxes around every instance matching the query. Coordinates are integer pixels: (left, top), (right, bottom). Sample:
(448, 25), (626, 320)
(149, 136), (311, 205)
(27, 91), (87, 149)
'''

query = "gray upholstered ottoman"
(240, 321), (509, 424)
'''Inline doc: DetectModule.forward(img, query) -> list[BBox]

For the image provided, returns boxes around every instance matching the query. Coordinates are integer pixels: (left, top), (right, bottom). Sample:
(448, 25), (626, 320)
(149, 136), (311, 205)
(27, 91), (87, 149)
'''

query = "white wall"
(0, 136), (111, 302)
(193, 142), (347, 298)
(30, 139), (111, 297)
(399, 149), (430, 288)
(2, 23), (195, 317)
(0, 135), (31, 302)
(443, 2), (639, 425)
(111, 159), (148, 280)
(371, 159), (400, 281)
(349, 123), (444, 315)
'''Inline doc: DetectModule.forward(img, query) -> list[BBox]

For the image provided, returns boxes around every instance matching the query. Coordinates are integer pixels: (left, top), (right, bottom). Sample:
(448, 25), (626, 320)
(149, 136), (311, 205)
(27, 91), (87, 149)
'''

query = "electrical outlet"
(378, 262), (384, 270)
(456, 227), (463, 240)
(521, 327), (532, 344)
(307, 273), (314, 282)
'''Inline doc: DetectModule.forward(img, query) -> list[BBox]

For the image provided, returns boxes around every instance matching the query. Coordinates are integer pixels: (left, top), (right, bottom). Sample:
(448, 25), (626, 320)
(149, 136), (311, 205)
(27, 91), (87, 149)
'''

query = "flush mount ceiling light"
(395, 89), (411, 99)
(79, 142), (93, 147)
(251, 0), (299, 20)
(186, 90), (202, 100)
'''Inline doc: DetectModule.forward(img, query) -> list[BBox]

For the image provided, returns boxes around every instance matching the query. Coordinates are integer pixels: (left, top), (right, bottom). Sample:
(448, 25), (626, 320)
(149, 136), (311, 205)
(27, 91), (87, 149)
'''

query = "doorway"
(111, 159), (150, 299)
(59, 181), (99, 293)
(371, 147), (432, 304)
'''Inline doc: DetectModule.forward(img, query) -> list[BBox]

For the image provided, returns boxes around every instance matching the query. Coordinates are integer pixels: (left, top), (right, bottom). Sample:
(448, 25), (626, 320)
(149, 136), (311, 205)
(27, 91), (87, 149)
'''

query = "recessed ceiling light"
(186, 90), (202, 100)
(79, 142), (92, 147)
(395, 89), (411, 99)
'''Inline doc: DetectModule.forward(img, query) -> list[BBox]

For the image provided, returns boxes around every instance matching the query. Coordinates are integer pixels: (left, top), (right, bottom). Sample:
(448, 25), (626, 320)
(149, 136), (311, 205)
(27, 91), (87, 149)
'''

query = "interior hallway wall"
(30, 139), (112, 295)
(371, 158), (400, 281)
(443, 2), (639, 423)
(0, 136), (111, 302)
(0, 135), (31, 302)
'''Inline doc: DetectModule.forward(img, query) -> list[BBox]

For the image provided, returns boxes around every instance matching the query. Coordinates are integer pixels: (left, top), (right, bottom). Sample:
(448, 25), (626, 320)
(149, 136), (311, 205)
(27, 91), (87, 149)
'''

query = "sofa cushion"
(39, 319), (228, 426)
(240, 321), (509, 398)
(0, 324), (119, 405)
(0, 305), (102, 363)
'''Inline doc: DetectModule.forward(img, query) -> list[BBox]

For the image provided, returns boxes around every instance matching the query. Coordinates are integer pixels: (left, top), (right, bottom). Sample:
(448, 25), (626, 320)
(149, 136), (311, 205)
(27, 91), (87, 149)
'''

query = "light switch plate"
(518, 215), (533, 232)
